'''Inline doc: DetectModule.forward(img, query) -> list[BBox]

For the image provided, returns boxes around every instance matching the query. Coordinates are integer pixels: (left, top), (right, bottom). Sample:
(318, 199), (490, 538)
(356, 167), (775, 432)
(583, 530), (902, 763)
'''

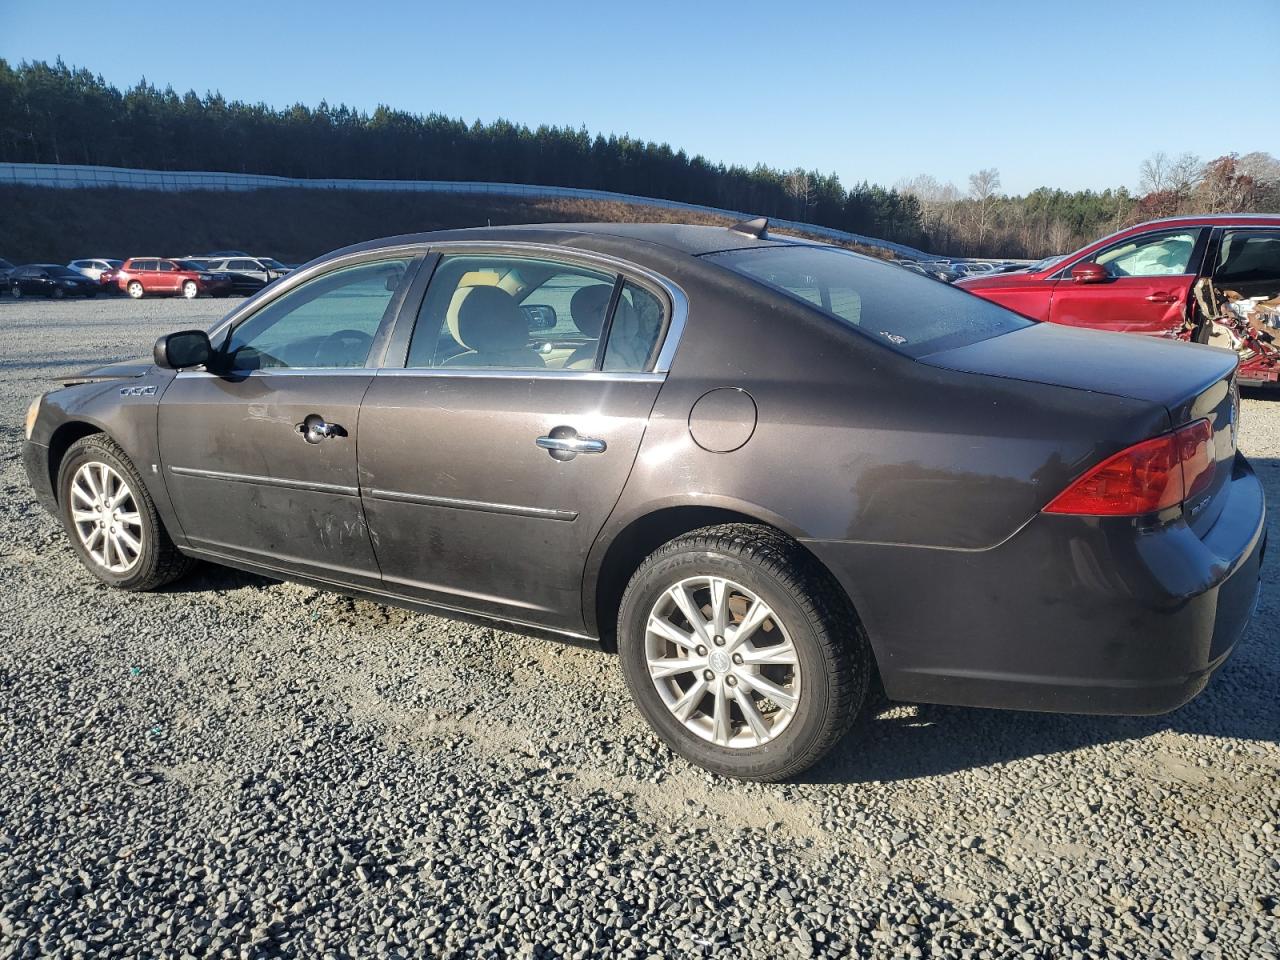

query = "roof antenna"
(729, 216), (769, 239)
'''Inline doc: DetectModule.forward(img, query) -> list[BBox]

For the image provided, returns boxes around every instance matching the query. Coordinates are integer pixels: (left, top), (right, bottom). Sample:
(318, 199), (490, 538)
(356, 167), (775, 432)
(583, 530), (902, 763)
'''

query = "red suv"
(957, 215), (1280, 385)
(116, 258), (232, 299)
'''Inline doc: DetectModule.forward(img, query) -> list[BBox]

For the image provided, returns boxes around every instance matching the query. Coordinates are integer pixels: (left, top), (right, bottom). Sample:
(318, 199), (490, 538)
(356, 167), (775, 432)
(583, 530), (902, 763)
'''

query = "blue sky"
(3, 0), (1276, 195)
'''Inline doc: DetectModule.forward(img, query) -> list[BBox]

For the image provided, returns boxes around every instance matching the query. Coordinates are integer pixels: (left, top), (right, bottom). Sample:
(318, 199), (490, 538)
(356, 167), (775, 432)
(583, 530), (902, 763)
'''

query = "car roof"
(1134, 213), (1280, 229)
(342, 222), (807, 259)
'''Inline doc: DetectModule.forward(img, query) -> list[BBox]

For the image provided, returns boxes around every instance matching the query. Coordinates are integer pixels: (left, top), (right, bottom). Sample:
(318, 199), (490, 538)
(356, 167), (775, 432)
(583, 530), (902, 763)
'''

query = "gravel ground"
(0, 296), (1277, 960)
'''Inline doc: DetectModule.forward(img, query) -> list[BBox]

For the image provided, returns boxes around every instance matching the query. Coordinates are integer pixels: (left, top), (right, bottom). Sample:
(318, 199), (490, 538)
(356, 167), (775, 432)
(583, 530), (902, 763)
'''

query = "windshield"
(175, 260), (206, 270)
(45, 266), (79, 277)
(259, 257), (287, 269)
(705, 245), (1034, 358)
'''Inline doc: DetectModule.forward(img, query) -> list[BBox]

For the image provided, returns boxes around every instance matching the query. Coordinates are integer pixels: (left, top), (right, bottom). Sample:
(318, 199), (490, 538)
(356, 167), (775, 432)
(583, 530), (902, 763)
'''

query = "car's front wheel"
(9, 285), (21, 299)
(52, 286), (65, 300)
(181, 280), (199, 299)
(127, 281), (144, 299)
(57, 434), (193, 591)
(618, 524), (869, 781)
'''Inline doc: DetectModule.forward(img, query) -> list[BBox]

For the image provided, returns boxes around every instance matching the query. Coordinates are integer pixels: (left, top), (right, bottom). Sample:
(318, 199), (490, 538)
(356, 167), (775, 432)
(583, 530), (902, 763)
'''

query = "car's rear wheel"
(127, 281), (144, 299)
(618, 523), (869, 781)
(181, 280), (199, 299)
(57, 435), (193, 591)
(9, 285), (21, 299)
(52, 286), (65, 300)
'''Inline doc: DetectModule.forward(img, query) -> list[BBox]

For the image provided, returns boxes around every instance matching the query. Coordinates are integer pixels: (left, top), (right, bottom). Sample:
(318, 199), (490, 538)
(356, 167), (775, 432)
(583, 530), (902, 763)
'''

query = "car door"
(1049, 228), (1206, 335)
(157, 252), (421, 586)
(357, 248), (678, 632)
(156, 260), (183, 294)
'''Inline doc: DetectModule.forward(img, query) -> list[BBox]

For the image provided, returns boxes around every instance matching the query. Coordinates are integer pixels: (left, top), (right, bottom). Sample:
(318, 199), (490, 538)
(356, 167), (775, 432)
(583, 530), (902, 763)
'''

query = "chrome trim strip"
(174, 368), (375, 378)
(168, 465), (359, 497)
(374, 368), (661, 383)
(367, 488), (577, 521)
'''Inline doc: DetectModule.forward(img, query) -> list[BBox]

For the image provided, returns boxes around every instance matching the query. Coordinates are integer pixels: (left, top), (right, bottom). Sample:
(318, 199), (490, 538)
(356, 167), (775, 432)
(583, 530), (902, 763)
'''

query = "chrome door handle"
(536, 428), (607, 461)
(295, 414), (347, 444)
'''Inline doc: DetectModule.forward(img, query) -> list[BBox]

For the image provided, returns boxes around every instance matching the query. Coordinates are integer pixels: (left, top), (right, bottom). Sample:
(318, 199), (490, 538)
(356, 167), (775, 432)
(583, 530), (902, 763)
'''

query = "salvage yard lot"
(1, 297), (1277, 959)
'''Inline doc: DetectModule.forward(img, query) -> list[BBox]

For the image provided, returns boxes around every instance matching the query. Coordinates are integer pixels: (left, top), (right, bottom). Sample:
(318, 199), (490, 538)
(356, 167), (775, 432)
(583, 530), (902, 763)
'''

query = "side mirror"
(1070, 263), (1110, 284)
(154, 329), (212, 369)
(522, 304), (557, 331)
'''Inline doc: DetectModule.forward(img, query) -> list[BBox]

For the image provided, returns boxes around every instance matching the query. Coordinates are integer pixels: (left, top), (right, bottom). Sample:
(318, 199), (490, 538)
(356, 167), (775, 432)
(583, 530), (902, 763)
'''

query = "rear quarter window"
(705, 245), (1033, 357)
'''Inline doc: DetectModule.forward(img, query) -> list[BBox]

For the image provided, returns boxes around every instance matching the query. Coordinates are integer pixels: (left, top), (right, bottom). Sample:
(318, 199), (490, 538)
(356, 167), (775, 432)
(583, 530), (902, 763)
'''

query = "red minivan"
(116, 258), (232, 299)
(957, 215), (1280, 385)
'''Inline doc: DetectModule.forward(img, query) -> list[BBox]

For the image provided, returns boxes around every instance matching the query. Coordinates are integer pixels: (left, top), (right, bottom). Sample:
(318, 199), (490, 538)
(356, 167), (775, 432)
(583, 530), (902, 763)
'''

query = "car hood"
(919, 323), (1237, 407)
(64, 358), (152, 385)
(955, 271), (1041, 290)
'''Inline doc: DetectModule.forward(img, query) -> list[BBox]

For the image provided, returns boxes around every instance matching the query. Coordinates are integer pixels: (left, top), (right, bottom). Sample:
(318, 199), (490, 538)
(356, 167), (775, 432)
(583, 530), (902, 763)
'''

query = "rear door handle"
(536, 427), (607, 461)
(1145, 293), (1179, 303)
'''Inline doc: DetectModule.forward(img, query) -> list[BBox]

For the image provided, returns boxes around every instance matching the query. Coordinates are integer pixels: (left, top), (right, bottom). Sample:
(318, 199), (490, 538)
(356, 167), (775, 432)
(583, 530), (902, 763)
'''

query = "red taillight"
(1044, 419), (1216, 516)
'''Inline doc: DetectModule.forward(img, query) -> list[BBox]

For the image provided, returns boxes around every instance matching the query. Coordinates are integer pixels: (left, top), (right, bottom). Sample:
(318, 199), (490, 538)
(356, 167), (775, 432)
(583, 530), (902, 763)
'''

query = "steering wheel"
(313, 328), (375, 366)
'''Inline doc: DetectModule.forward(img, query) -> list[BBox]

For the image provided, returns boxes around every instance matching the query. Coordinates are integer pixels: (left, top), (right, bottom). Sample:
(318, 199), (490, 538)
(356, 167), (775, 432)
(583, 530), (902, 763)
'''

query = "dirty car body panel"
(23, 222), (1266, 720)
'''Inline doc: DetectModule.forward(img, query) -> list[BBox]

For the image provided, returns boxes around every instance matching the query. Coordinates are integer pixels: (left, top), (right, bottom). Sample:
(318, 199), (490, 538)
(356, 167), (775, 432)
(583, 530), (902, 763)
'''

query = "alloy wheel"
(69, 461), (144, 573)
(645, 576), (801, 748)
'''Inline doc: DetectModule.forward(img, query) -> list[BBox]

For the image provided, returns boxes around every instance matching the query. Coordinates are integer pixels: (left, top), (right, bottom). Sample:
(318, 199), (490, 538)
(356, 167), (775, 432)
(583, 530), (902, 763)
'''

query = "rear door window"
(1214, 230), (1280, 285)
(705, 245), (1031, 358)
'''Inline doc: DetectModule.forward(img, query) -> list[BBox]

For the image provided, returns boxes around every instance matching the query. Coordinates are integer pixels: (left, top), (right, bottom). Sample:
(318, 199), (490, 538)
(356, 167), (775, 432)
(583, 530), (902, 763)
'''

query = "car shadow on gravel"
(156, 562), (278, 594)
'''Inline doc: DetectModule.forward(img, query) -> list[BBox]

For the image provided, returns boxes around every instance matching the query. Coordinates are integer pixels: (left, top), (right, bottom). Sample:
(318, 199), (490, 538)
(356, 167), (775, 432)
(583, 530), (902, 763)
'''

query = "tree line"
(0, 59), (926, 247)
(1, 59), (1276, 259)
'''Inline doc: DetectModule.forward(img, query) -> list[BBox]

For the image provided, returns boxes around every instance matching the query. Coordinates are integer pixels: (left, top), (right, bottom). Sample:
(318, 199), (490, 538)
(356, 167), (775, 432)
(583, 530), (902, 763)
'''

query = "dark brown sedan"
(22, 221), (1266, 780)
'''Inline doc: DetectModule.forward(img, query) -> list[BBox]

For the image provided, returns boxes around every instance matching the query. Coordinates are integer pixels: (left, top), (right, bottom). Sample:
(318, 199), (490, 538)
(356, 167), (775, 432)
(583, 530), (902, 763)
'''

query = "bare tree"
(1139, 152), (1169, 193)
(968, 168), (1001, 247)
(1048, 218), (1073, 253)
(1168, 153), (1203, 198)
(783, 168), (814, 219)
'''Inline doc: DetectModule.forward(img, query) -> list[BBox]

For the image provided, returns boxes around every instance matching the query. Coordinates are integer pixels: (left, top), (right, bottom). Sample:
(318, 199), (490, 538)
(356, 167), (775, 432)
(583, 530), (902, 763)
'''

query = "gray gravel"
(1, 296), (1277, 959)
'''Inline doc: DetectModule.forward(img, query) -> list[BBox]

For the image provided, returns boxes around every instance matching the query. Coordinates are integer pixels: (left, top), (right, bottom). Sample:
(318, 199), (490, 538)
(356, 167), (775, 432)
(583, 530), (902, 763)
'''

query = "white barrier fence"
(0, 161), (932, 259)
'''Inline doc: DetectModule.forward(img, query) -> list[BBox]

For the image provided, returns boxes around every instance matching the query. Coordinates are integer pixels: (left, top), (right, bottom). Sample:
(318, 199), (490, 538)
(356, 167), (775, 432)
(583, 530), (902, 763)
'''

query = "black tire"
(52, 286), (65, 300)
(9, 285), (21, 299)
(617, 523), (869, 781)
(57, 434), (194, 591)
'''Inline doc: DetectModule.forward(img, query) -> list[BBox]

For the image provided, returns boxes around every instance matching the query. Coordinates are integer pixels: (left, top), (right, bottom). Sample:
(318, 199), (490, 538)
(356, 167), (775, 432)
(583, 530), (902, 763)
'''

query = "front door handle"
(1145, 293), (1179, 304)
(536, 426), (607, 461)
(295, 414), (347, 444)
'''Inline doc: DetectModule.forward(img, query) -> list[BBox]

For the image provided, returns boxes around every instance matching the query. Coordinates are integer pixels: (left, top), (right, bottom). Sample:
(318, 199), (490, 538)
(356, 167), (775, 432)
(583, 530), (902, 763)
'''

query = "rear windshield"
(705, 245), (1034, 358)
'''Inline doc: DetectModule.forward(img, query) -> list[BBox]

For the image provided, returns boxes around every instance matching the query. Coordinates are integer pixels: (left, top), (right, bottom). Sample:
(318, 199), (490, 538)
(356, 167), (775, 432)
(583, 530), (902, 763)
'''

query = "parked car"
(68, 258), (123, 283)
(114, 258), (232, 299)
(203, 256), (293, 295)
(957, 215), (1280, 385)
(21, 221), (1265, 781)
(8, 264), (100, 299)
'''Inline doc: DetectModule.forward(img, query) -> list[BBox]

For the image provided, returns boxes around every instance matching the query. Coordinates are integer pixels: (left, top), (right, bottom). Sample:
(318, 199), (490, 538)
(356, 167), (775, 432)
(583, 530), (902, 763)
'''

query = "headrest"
(569, 284), (614, 337)
(447, 285), (528, 352)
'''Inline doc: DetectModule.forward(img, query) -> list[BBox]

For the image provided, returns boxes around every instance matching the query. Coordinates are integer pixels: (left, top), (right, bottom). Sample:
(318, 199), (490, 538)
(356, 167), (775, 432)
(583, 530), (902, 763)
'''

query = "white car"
(68, 258), (123, 282)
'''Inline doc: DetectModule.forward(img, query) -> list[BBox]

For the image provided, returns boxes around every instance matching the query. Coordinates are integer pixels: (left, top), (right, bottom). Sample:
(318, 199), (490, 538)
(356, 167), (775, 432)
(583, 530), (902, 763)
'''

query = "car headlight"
(24, 394), (42, 440)
(198, 274), (212, 281)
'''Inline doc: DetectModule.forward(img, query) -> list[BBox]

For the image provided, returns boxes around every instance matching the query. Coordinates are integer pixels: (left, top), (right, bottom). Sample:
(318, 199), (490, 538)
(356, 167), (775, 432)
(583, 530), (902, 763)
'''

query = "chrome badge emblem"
(119, 385), (157, 397)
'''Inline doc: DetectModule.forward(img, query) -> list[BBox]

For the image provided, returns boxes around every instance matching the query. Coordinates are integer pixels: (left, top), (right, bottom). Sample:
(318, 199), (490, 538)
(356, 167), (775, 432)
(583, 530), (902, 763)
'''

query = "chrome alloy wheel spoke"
(644, 576), (801, 749)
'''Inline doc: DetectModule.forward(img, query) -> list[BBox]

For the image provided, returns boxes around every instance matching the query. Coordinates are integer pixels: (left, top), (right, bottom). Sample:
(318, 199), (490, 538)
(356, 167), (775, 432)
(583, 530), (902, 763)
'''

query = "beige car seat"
(441, 285), (544, 368)
(564, 284), (613, 369)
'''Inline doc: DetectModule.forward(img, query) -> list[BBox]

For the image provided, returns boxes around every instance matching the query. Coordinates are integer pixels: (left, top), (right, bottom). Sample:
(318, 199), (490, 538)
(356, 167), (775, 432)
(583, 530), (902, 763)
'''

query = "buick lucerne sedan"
(22, 221), (1267, 780)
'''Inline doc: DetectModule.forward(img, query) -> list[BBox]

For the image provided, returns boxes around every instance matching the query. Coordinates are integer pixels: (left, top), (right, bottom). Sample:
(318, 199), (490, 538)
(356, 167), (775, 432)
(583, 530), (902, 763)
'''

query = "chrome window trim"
(175, 368), (376, 378)
(375, 368), (663, 383)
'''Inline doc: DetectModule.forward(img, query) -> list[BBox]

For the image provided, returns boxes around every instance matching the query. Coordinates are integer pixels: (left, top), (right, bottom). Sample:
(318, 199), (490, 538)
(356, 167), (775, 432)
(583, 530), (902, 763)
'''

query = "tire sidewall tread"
(56, 434), (193, 591)
(618, 523), (869, 782)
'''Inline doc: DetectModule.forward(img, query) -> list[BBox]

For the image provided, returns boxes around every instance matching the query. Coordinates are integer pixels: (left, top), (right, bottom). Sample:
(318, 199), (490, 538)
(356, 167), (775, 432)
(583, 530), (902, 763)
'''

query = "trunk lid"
(921, 323), (1240, 534)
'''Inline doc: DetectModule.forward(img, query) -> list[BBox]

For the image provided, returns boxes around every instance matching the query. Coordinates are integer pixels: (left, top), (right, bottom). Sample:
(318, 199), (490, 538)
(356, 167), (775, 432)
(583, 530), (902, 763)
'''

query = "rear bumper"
(806, 454), (1266, 716)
